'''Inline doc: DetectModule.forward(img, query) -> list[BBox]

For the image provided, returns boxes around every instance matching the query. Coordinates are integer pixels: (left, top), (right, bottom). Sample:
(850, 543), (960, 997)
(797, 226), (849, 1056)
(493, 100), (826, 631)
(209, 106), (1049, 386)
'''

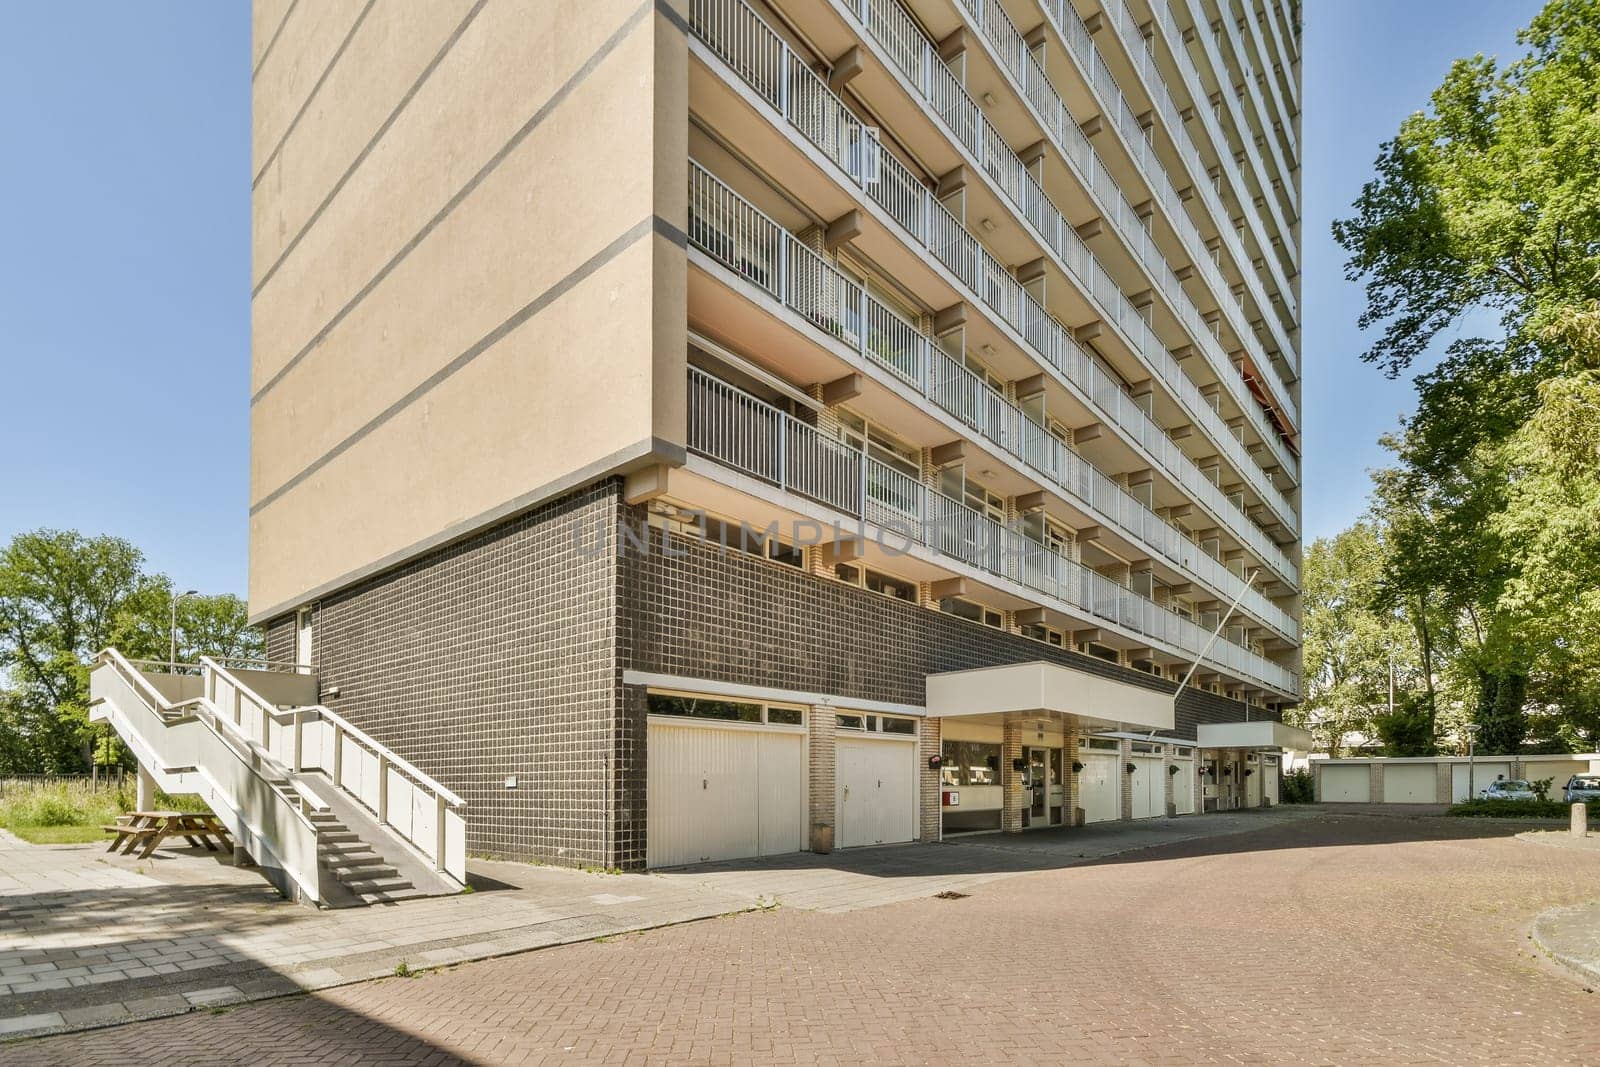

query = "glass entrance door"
(1027, 748), (1059, 827)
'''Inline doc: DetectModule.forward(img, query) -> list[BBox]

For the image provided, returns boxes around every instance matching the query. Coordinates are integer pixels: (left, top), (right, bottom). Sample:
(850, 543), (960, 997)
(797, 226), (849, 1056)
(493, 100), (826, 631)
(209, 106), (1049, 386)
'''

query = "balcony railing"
(936, 0), (1301, 452)
(1066, 0), (1301, 397)
(688, 159), (1302, 618)
(1139, 0), (1303, 340)
(688, 0), (1299, 538)
(825, 0), (1301, 526)
(687, 366), (1300, 697)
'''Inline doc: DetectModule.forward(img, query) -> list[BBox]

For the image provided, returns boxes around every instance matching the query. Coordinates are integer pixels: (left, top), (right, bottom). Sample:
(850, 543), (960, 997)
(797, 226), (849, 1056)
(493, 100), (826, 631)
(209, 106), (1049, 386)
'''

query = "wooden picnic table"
(103, 811), (232, 859)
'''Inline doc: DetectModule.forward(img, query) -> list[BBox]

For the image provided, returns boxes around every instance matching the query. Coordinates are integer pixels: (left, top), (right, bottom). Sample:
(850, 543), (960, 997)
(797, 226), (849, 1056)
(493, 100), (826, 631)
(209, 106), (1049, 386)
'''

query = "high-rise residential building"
(240, 0), (1306, 873)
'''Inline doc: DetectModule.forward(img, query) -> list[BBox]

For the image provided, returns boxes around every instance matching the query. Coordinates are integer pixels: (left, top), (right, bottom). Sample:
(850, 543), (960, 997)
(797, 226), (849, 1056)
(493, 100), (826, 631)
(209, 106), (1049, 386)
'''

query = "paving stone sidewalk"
(0, 828), (755, 1042)
(2, 807), (1315, 1044)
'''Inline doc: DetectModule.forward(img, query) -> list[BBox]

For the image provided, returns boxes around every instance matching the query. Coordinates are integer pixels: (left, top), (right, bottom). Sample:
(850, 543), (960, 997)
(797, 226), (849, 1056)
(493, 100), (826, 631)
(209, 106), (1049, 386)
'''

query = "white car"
(1478, 779), (1537, 801)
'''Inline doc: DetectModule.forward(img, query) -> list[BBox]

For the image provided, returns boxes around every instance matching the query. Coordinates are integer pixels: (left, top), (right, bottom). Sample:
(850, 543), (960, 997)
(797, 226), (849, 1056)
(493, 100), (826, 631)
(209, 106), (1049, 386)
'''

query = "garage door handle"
(702, 779), (708, 790)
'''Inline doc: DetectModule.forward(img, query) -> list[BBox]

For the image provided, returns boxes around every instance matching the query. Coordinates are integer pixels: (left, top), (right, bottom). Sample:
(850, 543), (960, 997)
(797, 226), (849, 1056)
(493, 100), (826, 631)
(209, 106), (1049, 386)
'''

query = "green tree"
(1290, 523), (1420, 755)
(0, 530), (160, 772)
(0, 529), (262, 774)
(1334, 0), (1600, 747)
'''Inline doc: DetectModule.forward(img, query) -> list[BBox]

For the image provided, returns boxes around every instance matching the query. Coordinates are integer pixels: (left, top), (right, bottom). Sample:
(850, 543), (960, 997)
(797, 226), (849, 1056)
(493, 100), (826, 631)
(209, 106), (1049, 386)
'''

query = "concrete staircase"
(89, 650), (467, 908)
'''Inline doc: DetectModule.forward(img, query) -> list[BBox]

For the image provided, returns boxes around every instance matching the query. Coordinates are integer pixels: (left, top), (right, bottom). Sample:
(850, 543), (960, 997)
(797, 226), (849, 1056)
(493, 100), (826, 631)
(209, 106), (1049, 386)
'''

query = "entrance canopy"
(1196, 720), (1314, 753)
(925, 661), (1174, 733)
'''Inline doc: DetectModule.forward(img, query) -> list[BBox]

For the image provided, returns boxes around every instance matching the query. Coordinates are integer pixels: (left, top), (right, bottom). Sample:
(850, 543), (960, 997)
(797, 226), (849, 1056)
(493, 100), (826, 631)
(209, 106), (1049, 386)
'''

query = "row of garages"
(644, 687), (1281, 867)
(1316, 755), (1600, 804)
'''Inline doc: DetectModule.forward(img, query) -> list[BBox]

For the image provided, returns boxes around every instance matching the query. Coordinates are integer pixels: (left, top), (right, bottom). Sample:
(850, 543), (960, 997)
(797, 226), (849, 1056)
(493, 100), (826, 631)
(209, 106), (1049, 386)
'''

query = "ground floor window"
(941, 739), (1003, 832)
(647, 692), (804, 726)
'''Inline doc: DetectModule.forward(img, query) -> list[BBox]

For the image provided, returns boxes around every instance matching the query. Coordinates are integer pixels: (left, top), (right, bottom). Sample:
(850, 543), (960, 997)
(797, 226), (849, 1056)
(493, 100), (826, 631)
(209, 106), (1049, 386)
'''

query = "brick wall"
(264, 481), (630, 869)
(617, 516), (1274, 741)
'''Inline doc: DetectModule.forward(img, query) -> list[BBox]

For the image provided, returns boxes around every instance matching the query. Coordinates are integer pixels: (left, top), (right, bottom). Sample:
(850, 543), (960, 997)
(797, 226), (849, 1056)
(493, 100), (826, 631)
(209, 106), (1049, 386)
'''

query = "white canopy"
(925, 661), (1174, 732)
(1196, 719), (1314, 752)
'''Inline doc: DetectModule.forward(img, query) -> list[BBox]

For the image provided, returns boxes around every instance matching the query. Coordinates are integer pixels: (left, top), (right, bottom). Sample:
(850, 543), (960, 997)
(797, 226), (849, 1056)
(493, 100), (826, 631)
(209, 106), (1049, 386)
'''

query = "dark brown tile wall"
(258, 480), (1278, 871)
(265, 481), (628, 869)
(617, 517), (1274, 741)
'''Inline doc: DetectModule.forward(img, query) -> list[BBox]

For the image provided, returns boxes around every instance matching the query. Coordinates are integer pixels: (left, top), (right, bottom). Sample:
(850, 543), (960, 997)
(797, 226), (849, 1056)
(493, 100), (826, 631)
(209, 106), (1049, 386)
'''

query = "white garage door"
(1131, 754), (1164, 819)
(837, 736), (916, 848)
(1452, 762), (1513, 802)
(1382, 764), (1438, 803)
(1320, 764), (1371, 802)
(1079, 752), (1120, 824)
(1173, 757), (1195, 814)
(647, 719), (804, 867)
(1262, 756), (1280, 805)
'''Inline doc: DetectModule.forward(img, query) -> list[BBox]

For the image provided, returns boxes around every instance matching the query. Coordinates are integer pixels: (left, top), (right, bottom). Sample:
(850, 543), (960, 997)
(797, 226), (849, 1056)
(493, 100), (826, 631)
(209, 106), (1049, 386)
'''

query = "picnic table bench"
(103, 811), (232, 859)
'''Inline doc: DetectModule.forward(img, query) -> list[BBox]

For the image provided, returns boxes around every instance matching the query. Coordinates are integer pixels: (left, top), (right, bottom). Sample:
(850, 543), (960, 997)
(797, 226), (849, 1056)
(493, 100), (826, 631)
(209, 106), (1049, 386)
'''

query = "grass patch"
(0, 778), (212, 845)
(1447, 798), (1581, 819)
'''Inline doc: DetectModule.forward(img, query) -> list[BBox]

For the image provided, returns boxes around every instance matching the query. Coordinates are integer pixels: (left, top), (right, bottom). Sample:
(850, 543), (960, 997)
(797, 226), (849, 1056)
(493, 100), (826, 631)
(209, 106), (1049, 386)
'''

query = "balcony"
(687, 158), (1302, 594)
(817, 0), (1302, 515)
(939, 0), (1302, 435)
(688, 0), (1299, 534)
(685, 365), (1300, 698)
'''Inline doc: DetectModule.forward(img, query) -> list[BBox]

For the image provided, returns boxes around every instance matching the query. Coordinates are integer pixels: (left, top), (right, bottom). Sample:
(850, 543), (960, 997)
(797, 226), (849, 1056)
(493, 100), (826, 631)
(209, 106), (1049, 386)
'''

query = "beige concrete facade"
(249, 0), (689, 619)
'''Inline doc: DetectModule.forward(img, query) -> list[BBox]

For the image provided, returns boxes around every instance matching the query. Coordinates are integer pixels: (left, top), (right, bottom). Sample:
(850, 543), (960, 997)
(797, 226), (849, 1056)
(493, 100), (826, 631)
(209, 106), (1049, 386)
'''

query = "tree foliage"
(0, 529), (261, 774)
(1328, 0), (1600, 754)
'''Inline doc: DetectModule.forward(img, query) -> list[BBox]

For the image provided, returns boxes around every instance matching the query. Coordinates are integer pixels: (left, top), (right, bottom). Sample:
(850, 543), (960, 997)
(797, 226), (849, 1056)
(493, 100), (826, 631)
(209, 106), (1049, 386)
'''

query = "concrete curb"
(1530, 901), (1600, 988)
(0, 905), (759, 1045)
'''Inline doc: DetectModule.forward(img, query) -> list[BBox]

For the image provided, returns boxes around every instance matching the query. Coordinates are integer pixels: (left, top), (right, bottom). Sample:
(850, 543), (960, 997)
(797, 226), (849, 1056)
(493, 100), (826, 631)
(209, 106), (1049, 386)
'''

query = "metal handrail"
(693, 0), (1299, 529)
(295, 704), (465, 810)
(687, 366), (1300, 696)
(687, 157), (1300, 590)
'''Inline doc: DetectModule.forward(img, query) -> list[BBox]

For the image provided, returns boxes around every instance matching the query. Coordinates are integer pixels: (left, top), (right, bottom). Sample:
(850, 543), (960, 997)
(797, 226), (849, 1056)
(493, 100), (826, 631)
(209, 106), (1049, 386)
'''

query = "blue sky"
(0, 1), (1545, 597)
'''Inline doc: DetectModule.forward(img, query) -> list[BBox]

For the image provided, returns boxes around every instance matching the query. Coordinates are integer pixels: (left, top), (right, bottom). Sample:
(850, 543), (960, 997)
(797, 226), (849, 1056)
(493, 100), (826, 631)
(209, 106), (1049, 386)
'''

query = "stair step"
(318, 830), (361, 843)
(325, 851), (387, 869)
(318, 841), (377, 856)
(333, 863), (399, 881)
(341, 876), (414, 894)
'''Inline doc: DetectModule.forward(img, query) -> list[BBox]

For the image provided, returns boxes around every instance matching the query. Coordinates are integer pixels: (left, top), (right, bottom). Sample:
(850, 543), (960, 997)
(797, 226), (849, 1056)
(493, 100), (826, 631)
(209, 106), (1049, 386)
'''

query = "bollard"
(1573, 802), (1588, 838)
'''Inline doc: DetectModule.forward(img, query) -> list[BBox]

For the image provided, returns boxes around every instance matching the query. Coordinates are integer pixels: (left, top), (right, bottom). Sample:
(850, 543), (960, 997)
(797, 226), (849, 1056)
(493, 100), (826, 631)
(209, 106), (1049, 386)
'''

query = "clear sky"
(1300, 0), (1543, 542)
(0, 0), (1547, 598)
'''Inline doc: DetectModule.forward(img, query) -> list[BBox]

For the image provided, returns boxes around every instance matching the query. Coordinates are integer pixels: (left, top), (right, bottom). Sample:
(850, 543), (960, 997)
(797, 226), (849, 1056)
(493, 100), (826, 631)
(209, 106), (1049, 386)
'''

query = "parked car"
(1479, 779), (1537, 801)
(1565, 776), (1600, 804)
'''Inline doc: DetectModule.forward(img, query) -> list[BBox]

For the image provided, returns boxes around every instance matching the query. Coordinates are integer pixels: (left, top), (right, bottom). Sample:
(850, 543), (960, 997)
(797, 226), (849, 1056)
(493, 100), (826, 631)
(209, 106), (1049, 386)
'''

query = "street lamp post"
(170, 588), (198, 672)
(1465, 722), (1482, 802)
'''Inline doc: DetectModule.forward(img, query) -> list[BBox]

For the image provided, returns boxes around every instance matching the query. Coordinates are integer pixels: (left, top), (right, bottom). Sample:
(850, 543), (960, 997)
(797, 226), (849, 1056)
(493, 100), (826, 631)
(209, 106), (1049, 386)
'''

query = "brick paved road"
(7, 813), (1600, 1064)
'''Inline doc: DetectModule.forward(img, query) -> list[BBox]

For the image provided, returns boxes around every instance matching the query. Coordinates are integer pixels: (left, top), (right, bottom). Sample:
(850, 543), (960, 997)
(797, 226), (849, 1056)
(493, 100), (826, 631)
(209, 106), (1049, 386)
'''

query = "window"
(940, 597), (1003, 629)
(942, 740), (1001, 785)
(1081, 737), (1119, 751)
(840, 713), (916, 735)
(865, 570), (917, 602)
(648, 694), (760, 722)
(1085, 642), (1120, 664)
(648, 693), (803, 727)
(692, 515), (801, 570)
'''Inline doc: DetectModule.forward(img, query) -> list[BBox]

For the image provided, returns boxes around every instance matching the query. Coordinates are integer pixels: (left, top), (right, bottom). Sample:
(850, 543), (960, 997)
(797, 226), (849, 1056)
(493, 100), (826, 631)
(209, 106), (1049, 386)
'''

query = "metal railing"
(90, 649), (328, 904)
(688, 158), (1300, 589)
(1134, 0), (1303, 359)
(200, 658), (467, 884)
(819, 0), (1301, 522)
(687, 366), (1300, 696)
(930, 0), (1301, 455)
(689, 0), (1297, 538)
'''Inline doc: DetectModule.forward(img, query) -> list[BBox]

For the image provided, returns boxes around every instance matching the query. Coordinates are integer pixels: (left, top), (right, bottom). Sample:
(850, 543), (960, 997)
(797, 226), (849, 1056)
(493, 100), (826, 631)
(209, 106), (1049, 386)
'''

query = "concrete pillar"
(1573, 803), (1588, 838)
(1119, 738), (1134, 821)
(1001, 720), (1025, 833)
(808, 706), (836, 853)
(1163, 744), (1177, 817)
(1063, 720), (1080, 826)
(136, 761), (156, 812)
(1369, 761), (1385, 805)
(918, 718), (942, 843)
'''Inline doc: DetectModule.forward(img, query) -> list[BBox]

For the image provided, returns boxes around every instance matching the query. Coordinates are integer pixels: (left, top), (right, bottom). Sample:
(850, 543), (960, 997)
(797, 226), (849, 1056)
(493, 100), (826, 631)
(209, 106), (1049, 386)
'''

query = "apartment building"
(249, 0), (1307, 871)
